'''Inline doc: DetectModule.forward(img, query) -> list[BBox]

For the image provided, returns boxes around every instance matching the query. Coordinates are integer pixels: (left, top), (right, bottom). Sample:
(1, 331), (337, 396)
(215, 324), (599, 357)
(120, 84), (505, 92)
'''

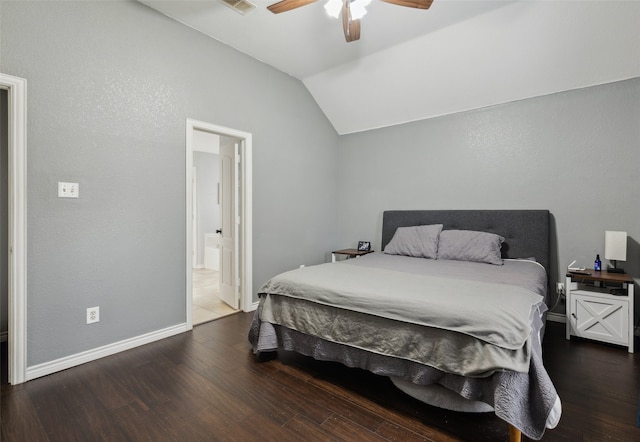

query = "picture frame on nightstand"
(357, 241), (371, 252)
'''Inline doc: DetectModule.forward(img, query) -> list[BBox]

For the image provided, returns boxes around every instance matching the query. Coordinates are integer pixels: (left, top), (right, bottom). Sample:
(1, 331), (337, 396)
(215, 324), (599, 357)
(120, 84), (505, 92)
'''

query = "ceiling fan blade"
(267, 0), (318, 14)
(342, 1), (361, 42)
(379, 0), (433, 10)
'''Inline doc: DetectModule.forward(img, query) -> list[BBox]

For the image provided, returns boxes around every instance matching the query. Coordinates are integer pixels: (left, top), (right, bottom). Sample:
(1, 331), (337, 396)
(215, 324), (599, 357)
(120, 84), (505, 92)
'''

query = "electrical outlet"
(87, 306), (99, 324)
(556, 283), (565, 295)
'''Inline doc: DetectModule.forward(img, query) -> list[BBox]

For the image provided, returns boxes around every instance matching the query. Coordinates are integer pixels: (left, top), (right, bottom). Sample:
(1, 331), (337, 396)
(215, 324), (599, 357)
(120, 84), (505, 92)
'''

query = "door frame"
(1, 73), (28, 385)
(185, 119), (252, 328)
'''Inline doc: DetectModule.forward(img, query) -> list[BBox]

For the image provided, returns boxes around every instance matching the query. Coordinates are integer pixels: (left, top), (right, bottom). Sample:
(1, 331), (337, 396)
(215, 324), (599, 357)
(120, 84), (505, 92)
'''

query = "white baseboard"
(25, 323), (189, 382)
(546, 312), (566, 323)
(0, 331), (7, 343)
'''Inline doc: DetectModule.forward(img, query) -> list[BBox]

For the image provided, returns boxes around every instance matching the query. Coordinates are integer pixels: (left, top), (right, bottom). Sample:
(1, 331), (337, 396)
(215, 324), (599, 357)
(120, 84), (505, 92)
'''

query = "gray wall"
(1, 1), (339, 366)
(337, 78), (640, 317)
(1, 89), (7, 338)
(193, 151), (220, 267)
(2, 0), (637, 370)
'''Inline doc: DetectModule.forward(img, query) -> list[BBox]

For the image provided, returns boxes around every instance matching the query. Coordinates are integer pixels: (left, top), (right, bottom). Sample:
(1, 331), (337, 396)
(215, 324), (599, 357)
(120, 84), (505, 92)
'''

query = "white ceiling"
(141, 0), (640, 134)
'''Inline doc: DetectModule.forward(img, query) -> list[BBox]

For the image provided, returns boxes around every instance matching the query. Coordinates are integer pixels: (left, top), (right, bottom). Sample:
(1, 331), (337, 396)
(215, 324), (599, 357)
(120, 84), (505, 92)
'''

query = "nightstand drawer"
(571, 292), (629, 346)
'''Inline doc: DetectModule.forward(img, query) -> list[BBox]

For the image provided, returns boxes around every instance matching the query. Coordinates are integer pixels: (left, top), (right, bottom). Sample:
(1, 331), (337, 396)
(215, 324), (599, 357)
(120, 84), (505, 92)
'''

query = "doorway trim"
(1, 73), (28, 385)
(185, 119), (253, 328)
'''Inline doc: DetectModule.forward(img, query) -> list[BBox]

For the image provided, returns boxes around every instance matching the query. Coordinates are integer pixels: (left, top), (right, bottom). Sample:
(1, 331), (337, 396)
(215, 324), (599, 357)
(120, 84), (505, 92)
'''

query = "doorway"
(191, 132), (236, 324)
(185, 120), (253, 329)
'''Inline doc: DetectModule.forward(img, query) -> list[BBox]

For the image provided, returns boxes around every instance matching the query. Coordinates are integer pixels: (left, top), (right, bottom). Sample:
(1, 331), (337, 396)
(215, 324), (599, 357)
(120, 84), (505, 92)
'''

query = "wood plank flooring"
(1, 313), (639, 441)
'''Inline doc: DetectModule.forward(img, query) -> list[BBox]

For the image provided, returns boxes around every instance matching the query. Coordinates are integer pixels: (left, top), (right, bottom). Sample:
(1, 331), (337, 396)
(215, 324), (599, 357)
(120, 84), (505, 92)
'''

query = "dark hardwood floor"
(1, 313), (639, 441)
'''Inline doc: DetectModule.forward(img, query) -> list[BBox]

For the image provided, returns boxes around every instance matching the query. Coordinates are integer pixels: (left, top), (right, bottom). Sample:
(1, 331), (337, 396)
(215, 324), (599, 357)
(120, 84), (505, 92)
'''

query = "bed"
(249, 210), (561, 441)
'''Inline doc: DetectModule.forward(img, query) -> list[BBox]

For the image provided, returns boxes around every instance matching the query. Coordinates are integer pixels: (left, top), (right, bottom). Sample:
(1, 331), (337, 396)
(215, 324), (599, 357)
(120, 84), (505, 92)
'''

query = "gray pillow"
(437, 230), (505, 265)
(384, 224), (443, 259)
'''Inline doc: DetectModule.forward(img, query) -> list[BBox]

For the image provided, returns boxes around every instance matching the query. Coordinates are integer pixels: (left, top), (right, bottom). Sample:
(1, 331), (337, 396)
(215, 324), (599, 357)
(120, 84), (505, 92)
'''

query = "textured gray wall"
(337, 78), (640, 316)
(1, 89), (7, 337)
(2, 0), (637, 369)
(1, 1), (339, 366)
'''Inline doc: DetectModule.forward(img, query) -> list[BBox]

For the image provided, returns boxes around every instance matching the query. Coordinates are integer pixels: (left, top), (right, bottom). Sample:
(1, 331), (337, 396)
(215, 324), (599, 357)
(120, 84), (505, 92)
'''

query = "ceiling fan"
(267, 0), (433, 43)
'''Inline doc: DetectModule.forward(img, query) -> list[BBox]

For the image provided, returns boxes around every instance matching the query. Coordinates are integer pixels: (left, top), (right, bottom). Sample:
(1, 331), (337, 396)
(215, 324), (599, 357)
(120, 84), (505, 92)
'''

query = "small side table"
(331, 248), (374, 263)
(566, 270), (635, 352)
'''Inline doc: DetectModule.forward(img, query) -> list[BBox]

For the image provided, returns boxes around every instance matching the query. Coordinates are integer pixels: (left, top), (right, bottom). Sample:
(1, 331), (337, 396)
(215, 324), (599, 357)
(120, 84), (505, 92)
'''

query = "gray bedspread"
(258, 254), (547, 374)
(345, 253), (548, 296)
(249, 253), (558, 439)
(259, 294), (538, 375)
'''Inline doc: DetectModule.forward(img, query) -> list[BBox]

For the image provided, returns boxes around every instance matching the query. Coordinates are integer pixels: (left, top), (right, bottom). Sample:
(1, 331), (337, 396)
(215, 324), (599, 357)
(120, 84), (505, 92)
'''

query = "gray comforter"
(258, 254), (546, 375)
(249, 253), (558, 439)
(260, 258), (543, 349)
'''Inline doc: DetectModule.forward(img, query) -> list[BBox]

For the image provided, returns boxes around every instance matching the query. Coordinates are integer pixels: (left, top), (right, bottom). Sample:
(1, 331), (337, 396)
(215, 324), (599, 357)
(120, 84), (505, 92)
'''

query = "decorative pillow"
(384, 224), (443, 259)
(437, 230), (505, 265)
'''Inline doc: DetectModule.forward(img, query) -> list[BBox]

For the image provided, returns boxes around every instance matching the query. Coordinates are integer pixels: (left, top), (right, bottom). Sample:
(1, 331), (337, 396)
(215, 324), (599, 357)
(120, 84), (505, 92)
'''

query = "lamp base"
(607, 267), (625, 274)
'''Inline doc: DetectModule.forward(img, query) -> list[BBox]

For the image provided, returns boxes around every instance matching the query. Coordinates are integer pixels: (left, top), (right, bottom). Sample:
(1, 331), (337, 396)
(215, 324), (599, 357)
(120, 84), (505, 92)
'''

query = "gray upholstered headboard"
(382, 210), (550, 272)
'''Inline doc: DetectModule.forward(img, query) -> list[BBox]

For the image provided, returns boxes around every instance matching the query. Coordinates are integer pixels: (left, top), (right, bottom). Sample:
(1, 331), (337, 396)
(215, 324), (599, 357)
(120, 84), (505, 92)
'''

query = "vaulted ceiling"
(141, 0), (640, 134)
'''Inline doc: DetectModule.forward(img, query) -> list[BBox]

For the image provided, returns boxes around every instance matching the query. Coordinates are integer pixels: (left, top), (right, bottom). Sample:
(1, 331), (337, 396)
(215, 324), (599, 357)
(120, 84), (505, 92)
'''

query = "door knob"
(216, 229), (222, 234)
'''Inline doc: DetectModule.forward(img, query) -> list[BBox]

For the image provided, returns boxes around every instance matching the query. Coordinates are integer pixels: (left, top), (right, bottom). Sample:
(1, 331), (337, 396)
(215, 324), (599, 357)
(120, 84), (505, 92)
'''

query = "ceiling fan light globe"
(350, 4), (368, 20)
(324, 0), (342, 18)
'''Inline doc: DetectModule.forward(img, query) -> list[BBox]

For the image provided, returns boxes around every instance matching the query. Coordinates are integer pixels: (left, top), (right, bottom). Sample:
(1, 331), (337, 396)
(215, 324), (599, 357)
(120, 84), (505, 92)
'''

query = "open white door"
(219, 141), (239, 309)
(191, 167), (198, 268)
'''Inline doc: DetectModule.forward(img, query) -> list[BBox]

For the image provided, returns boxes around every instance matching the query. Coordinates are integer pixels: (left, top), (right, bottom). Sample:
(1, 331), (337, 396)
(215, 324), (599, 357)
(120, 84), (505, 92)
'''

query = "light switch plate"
(58, 182), (79, 198)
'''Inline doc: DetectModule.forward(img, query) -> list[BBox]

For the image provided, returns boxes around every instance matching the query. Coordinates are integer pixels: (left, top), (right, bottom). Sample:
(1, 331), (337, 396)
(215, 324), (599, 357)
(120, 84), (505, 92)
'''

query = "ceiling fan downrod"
(342, 0), (361, 42)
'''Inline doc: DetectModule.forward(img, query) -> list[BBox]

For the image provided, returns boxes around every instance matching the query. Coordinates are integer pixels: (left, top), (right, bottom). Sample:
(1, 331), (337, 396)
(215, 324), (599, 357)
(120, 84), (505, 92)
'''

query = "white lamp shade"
(604, 230), (627, 261)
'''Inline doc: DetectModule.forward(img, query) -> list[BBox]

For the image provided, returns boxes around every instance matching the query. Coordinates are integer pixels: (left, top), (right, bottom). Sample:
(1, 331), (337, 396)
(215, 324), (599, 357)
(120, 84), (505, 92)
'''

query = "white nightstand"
(565, 270), (635, 353)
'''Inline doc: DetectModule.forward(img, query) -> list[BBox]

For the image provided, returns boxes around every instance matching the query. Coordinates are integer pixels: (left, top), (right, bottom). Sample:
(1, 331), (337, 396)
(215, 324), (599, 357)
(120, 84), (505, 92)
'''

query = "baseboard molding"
(25, 323), (189, 382)
(546, 312), (566, 323)
(0, 331), (7, 343)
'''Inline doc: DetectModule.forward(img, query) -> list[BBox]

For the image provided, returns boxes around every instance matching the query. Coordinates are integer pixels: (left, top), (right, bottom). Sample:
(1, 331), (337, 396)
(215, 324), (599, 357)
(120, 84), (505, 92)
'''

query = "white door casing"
(1, 73), (28, 385)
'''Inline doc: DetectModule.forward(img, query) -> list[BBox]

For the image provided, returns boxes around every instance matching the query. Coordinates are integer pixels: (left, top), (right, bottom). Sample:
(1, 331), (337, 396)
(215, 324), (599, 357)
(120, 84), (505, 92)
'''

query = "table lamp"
(604, 230), (627, 273)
